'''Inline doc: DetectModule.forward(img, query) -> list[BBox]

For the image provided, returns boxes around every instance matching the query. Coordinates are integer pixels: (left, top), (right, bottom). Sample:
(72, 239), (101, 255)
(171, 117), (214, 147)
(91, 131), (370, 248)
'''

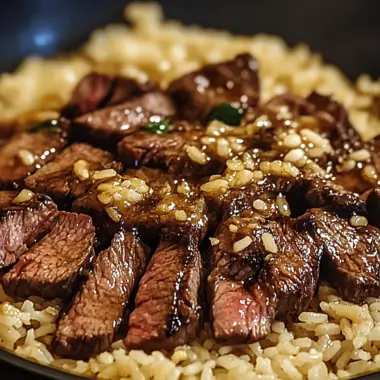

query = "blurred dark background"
(0, 0), (379, 80)
(0, 0), (379, 378)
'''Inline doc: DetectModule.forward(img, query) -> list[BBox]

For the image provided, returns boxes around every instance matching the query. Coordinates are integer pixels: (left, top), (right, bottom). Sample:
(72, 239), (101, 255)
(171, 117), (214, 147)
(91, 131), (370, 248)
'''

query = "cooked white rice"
(0, 3), (380, 379)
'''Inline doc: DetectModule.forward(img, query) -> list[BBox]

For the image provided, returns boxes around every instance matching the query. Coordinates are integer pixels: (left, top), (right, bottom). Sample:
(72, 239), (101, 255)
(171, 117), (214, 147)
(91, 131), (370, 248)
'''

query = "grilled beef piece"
(125, 232), (202, 351)
(61, 73), (155, 118)
(0, 127), (68, 189)
(0, 192), (58, 268)
(168, 53), (260, 122)
(25, 143), (123, 203)
(73, 167), (207, 243)
(367, 188), (380, 228)
(118, 129), (225, 176)
(53, 228), (149, 359)
(74, 91), (176, 150)
(305, 92), (380, 193)
(307, 208), (380, 303)
(287, 177), (367, 217)
(210, 215), (322, 344)
(2, 212), (95, 299)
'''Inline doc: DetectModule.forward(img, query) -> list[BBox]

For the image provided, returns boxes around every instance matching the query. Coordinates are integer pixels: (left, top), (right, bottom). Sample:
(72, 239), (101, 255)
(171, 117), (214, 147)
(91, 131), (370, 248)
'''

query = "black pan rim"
(1, 345), (380, 380)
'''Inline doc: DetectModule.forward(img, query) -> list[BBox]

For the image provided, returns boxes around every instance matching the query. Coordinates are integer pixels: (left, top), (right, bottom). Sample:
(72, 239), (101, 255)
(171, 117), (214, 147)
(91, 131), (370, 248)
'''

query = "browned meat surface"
(125, 233), (202, 351)
(118, 129), (225, 176)
(61, 73), (155, 118)
(73, 167), (207, 243)
(25, 143), (123, 203)
(0, 127), (68, 189)
(74, 91), (176, 150)
(53, 228), (149, 359)
(307, 208), (380, 303)
(2, 212), (95, 299)
(168, 53), (260, 122)
(0, 192), (57, 268)
(287, 177), (367, 217)
(210, 215), (322, 344)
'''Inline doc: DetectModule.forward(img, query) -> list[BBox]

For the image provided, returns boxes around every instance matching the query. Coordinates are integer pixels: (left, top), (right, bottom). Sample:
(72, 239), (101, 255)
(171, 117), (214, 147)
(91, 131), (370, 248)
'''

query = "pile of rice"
(0, 3), (380, 379)
(2, 284), (380, 379)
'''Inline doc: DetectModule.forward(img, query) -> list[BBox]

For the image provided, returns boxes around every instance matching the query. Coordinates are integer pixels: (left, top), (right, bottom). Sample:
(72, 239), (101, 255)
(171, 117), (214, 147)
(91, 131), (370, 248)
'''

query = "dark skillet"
(0, 0), (379, 379)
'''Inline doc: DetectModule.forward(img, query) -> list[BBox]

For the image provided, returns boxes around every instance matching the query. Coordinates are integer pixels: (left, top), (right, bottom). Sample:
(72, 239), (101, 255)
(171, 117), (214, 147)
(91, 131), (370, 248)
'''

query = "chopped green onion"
(208, 103), (245, 126)
(143, 119), (169, 134)
(29, 119), (61, 133)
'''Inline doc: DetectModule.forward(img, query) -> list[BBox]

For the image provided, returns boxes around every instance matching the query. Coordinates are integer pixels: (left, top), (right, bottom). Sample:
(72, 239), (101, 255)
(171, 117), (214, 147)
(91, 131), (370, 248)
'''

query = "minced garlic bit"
(262, 232), (278, 254)
(73, 159), (90, 181)
(226, 159), (245, 172)
(349, 149), (371, 162)
(362, 165), (378, 183)
(93, 169), (117, 181)
(13, 189), (35, 204)
(18, 149), (35, 166)
(230, 169), (254, 188)
(350, 215), (368, 227)
(276, 195), (291, 217)
(300, 128), (332, 153)
(105, 207), (121, 223)
(216, 138), (230, 157)
(229, 224), (238, 232)
(174, 210), (187, 221)
(209, 237), (220, 246)
(253, 199), (267, 211)
(200, 179), (229, 193)
(260, 160), (300, 178)
(185, 145), (208, 165)
(283, 133), (301, 149)
(284, 148), (307, 167)
(233, 236), (253, 253)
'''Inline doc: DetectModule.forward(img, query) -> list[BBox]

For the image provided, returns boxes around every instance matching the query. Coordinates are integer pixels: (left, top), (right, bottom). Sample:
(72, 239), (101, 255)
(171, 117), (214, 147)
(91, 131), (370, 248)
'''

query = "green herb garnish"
(208, 103), (245, 126)
(143, 119), (169, 134)
(29, 119), (61, 133)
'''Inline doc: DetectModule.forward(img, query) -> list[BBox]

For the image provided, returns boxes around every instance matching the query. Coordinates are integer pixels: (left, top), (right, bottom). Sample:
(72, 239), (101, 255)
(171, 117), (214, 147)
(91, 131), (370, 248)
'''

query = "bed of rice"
(0, 3), (380, 379)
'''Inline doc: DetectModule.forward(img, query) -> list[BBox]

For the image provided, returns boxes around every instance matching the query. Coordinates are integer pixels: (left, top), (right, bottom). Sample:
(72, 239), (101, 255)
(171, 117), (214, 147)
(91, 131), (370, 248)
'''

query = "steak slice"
(125, 232), (202, 351)
(0, 126), (68, 189)
(210, 215), (322, 344)
(118, 129), (225, 176)
(0, 192), (58, 268)
(61, 72), (155, 118)
(168, 53), (260, 122)
(73, 168), (207, 243)
(53, 228), (149, 359)
(307, 208), (380, 303)
(25, 143), (123, 203)
(2, 212), (95, 299)
(74, 91), (176, 150)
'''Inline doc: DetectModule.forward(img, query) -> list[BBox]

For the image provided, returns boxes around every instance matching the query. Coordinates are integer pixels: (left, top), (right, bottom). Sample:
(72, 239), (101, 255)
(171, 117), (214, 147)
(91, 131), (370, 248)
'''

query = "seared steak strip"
(125, 231), (202, 351)
(0, 192), (58, 268)
(2, 212), (95, 299)
(25, 143), (122, 203)
(118, 129), (225, 176)
(168, 53), (260, 122)
(0, 124), (68, 189)
(307, 208), (380, 303)
(73, 167), (206, 243)
(210, 215), (323, 344)
(53, 228), (149, 359)
(74, 91), (176, 150)
(61, 73), (156, 118)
